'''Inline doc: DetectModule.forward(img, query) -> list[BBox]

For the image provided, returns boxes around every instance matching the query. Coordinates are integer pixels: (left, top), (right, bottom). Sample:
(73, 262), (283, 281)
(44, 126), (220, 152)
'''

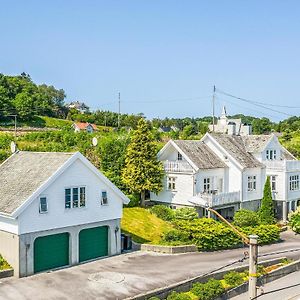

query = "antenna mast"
(118, 92), (121, 129)
(212, 85), (216, 132)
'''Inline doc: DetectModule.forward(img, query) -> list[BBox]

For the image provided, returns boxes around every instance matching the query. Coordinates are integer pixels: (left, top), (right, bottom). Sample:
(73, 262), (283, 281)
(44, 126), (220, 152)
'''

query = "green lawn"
(121, 207), (173, 244)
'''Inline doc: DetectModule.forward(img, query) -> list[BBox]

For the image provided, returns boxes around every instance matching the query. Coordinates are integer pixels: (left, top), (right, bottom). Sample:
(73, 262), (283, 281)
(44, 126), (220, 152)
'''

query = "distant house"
(67, 101), (90, 114)
(158, 126), (179, 133)
(72, 122), (97, 133)
(0, 151), (129, 277)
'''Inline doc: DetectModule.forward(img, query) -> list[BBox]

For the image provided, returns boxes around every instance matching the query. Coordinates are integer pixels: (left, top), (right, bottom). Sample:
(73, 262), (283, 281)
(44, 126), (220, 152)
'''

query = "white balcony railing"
(199, 191), (241, 207)
(163, 160), (194, 173)
(264, 160), (300, 171)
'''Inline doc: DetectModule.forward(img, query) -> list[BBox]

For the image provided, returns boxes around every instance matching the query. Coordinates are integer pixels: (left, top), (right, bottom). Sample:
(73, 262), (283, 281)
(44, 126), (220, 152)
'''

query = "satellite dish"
(10, 141), (17, 153)
(92, 137), (98, 147)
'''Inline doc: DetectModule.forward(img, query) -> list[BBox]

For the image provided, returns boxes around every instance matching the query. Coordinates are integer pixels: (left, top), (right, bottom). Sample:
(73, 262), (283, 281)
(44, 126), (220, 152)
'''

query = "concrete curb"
(126, 257), (287, 300)
(0, 268), (13, 279)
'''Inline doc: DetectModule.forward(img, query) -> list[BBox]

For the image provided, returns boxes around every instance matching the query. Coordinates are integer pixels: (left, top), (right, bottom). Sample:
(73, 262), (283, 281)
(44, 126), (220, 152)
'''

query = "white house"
(72, 122), (97, 133)
(151, 132), (300, 222)
(0, 151), (129, 277)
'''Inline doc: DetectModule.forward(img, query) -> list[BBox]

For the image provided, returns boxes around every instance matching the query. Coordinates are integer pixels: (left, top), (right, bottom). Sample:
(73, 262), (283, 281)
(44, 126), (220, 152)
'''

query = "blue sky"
(1, 1), (300, 121)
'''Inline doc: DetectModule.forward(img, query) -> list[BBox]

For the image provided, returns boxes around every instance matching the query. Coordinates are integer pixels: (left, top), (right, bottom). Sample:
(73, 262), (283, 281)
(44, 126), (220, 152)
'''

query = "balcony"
(199, 191), (241, 207)
(264, 160), (300, 172)
(163, 160), (194, 173)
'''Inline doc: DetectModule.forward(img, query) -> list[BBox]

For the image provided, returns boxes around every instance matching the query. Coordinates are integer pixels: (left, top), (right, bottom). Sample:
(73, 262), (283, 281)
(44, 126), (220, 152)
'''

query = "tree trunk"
(140, 190), (146, 207)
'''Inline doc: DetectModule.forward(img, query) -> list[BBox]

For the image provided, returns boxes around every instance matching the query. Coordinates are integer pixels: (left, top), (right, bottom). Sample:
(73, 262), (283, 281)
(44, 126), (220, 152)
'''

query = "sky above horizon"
(1, 1), (300, 121)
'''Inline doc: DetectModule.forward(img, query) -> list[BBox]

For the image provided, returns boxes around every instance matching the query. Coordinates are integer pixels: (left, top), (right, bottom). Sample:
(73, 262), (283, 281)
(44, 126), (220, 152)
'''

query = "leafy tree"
(259, 177), (276, 224)
(122, 119), (164, 206)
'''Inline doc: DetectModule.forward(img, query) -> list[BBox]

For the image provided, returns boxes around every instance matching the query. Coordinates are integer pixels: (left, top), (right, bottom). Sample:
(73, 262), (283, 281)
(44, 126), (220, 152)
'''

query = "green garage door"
(34, 233), (69, 273)
(79, 226), (108, 262)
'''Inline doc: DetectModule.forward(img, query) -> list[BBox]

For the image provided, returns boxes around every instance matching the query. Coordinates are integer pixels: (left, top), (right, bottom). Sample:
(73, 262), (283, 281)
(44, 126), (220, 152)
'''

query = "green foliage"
(0, 255), (11, 270)
(233, 209), (259, 227)
(150, 205), (174, 221)
(174, 207), (198, 220)
(167, 292), (192, 300)
(223, 271), (244, 287)
(241, 225), (280, 245)
(122, 119), (164, 205)
(259, 177), (276, 225)
(161, 229), (190, 245)
(191, 279), (225, 300)
(125, 194), (140, 207)
(288, 207), (300, 234)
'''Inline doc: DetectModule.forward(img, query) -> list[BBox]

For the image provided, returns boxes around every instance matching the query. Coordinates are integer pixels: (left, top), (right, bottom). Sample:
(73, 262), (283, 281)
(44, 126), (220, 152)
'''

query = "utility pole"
(8, 115), (17, 137)
(212, 85), (216, 132)
(118, 92), (121, 129)
(249, 235), (258, 300)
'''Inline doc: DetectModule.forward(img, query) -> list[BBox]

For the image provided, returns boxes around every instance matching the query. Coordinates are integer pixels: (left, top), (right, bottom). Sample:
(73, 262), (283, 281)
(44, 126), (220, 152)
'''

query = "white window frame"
(101, 190), (108, 205)
(203, 177), (211, 193)
(289, 175), (300, 191)
(270, 175), (277, 192)
(247, 176), (257, 192)
(39, 196), (48, 214)
(167, 177), (176, 191)
(266, 149), (277, 160)
(65, 186), (86, 209)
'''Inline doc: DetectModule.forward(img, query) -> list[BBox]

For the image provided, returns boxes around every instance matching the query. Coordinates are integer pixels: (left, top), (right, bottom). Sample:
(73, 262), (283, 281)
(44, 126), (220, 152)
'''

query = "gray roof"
(241, 135), (272, 153)
(173, 140), (227, 169)
(210, 134), (264, 168)
(0, 151), (74, 215)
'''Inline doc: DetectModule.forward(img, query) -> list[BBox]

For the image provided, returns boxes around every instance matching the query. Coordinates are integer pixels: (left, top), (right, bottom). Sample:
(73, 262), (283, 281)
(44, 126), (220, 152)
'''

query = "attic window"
(177, 152), (183, 161)
(65, 187), (86, 209)
(39, 197), (48, 213)
(101, 190), (108, 205)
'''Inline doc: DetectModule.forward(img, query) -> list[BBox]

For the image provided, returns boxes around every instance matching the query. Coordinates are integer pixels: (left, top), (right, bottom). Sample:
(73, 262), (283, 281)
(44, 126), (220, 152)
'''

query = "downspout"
(240, 168), (244, 209)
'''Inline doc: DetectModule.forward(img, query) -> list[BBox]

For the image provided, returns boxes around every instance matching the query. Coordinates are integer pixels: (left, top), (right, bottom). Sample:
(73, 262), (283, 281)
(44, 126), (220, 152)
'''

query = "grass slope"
(121, 207), (173, 244)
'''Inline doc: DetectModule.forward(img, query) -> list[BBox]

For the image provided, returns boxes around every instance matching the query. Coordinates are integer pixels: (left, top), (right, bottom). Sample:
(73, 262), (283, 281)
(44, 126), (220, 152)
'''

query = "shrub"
(125, 194), (140, 207)
(167, 291), (191, 300)
(241, 225), (280, 245)
(289, 207), (300, 234)
(259, 177), (276, 225)
(233, 209), (259, 227)
(150, 205), (174, 221)
(161, 229), (190, 245)
(174, 207), (198, 220)
(192, 279), (225, 300)
(223, 271), (244, 287)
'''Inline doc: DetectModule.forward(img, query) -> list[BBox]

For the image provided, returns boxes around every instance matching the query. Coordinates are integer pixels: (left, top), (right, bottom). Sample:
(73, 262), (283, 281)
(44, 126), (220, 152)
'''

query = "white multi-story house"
(151, 123), (300, 222)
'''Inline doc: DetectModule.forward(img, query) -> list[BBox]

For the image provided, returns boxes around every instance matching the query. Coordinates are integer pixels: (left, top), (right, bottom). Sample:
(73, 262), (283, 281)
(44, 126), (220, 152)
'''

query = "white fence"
(163, 161), (194, 173)
(200, 191), (241, 207)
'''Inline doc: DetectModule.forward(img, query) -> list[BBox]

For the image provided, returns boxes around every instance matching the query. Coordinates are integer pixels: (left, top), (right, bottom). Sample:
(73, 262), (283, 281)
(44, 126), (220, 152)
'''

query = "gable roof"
(241, 135), (273, 153)
(208, 133), (264, 168)
(73, 122), (97, 130)
(173, 140), (227, 169)
(0, 151), (74, 215)
(0, 151), (129, 217)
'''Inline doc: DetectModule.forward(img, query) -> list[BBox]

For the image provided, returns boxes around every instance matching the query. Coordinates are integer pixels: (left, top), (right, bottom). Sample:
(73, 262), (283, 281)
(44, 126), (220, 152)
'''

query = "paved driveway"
(0, 231), (299, 300)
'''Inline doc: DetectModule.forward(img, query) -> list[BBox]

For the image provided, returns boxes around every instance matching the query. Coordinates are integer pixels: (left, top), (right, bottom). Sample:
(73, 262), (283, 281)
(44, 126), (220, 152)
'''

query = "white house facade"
(0, 151), (129, 277)
(151, 132), (300, 222)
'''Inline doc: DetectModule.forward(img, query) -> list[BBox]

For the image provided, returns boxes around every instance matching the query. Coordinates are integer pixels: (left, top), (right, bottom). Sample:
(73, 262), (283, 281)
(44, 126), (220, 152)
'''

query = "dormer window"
(266, 150), (277, 160)
(177, 152), (183, 161)
(39, 196), (48, 213)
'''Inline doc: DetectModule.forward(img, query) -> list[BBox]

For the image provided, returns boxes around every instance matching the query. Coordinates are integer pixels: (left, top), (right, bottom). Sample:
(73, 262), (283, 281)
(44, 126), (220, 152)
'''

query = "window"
(247, 176), (257, 192)
(203, 177), (211, 193)
(177, 152), (183, 161)
(65, 187), (86, 209)
(167, 177), (176, 191)
(271, 175), (277, 192)
(101, 190), (108, 205)
(39, 197), (48, 213)
(266, 149), (277, 160)
(80, 187), (86, 207)
(290, 175), (300, 191)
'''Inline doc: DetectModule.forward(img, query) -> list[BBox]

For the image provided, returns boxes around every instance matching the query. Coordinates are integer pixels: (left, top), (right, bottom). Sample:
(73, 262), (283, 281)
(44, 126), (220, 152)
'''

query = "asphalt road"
(232, 270), (300, 300)
(0, 231), (299, 300)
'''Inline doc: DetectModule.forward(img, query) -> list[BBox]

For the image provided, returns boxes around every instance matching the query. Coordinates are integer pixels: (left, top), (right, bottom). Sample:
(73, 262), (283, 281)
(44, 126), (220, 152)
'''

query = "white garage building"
(0, 151), (129, 277)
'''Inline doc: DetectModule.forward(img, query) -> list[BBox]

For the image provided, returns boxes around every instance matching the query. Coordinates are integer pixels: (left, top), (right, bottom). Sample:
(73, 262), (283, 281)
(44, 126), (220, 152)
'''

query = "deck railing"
(199, 191), (241, 207)
(163, 161), (194, 173)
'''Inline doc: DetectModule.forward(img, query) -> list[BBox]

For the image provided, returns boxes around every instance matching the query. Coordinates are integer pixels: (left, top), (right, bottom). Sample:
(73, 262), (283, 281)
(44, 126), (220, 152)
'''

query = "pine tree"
(259, 176), (276, 224)
(122, 119), (164, 206)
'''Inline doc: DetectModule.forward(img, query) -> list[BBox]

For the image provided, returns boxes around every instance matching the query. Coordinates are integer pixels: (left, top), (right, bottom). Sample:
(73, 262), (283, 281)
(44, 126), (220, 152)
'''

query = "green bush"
(125, 194), (140, 207)
(233, 209), (259, 227)
(223, 271), (244, 287)
(192, 279), (225, 300)
(174, 207), (198, 220)
(167, 292), (191, 300)
(241, 225), (280, 245)
(289, 207), (300, 234)
(259, 177), (276, 225)
(150, 205), (174, 221)
(161, 229), (190, 244)
(173, 219), (242, 251)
